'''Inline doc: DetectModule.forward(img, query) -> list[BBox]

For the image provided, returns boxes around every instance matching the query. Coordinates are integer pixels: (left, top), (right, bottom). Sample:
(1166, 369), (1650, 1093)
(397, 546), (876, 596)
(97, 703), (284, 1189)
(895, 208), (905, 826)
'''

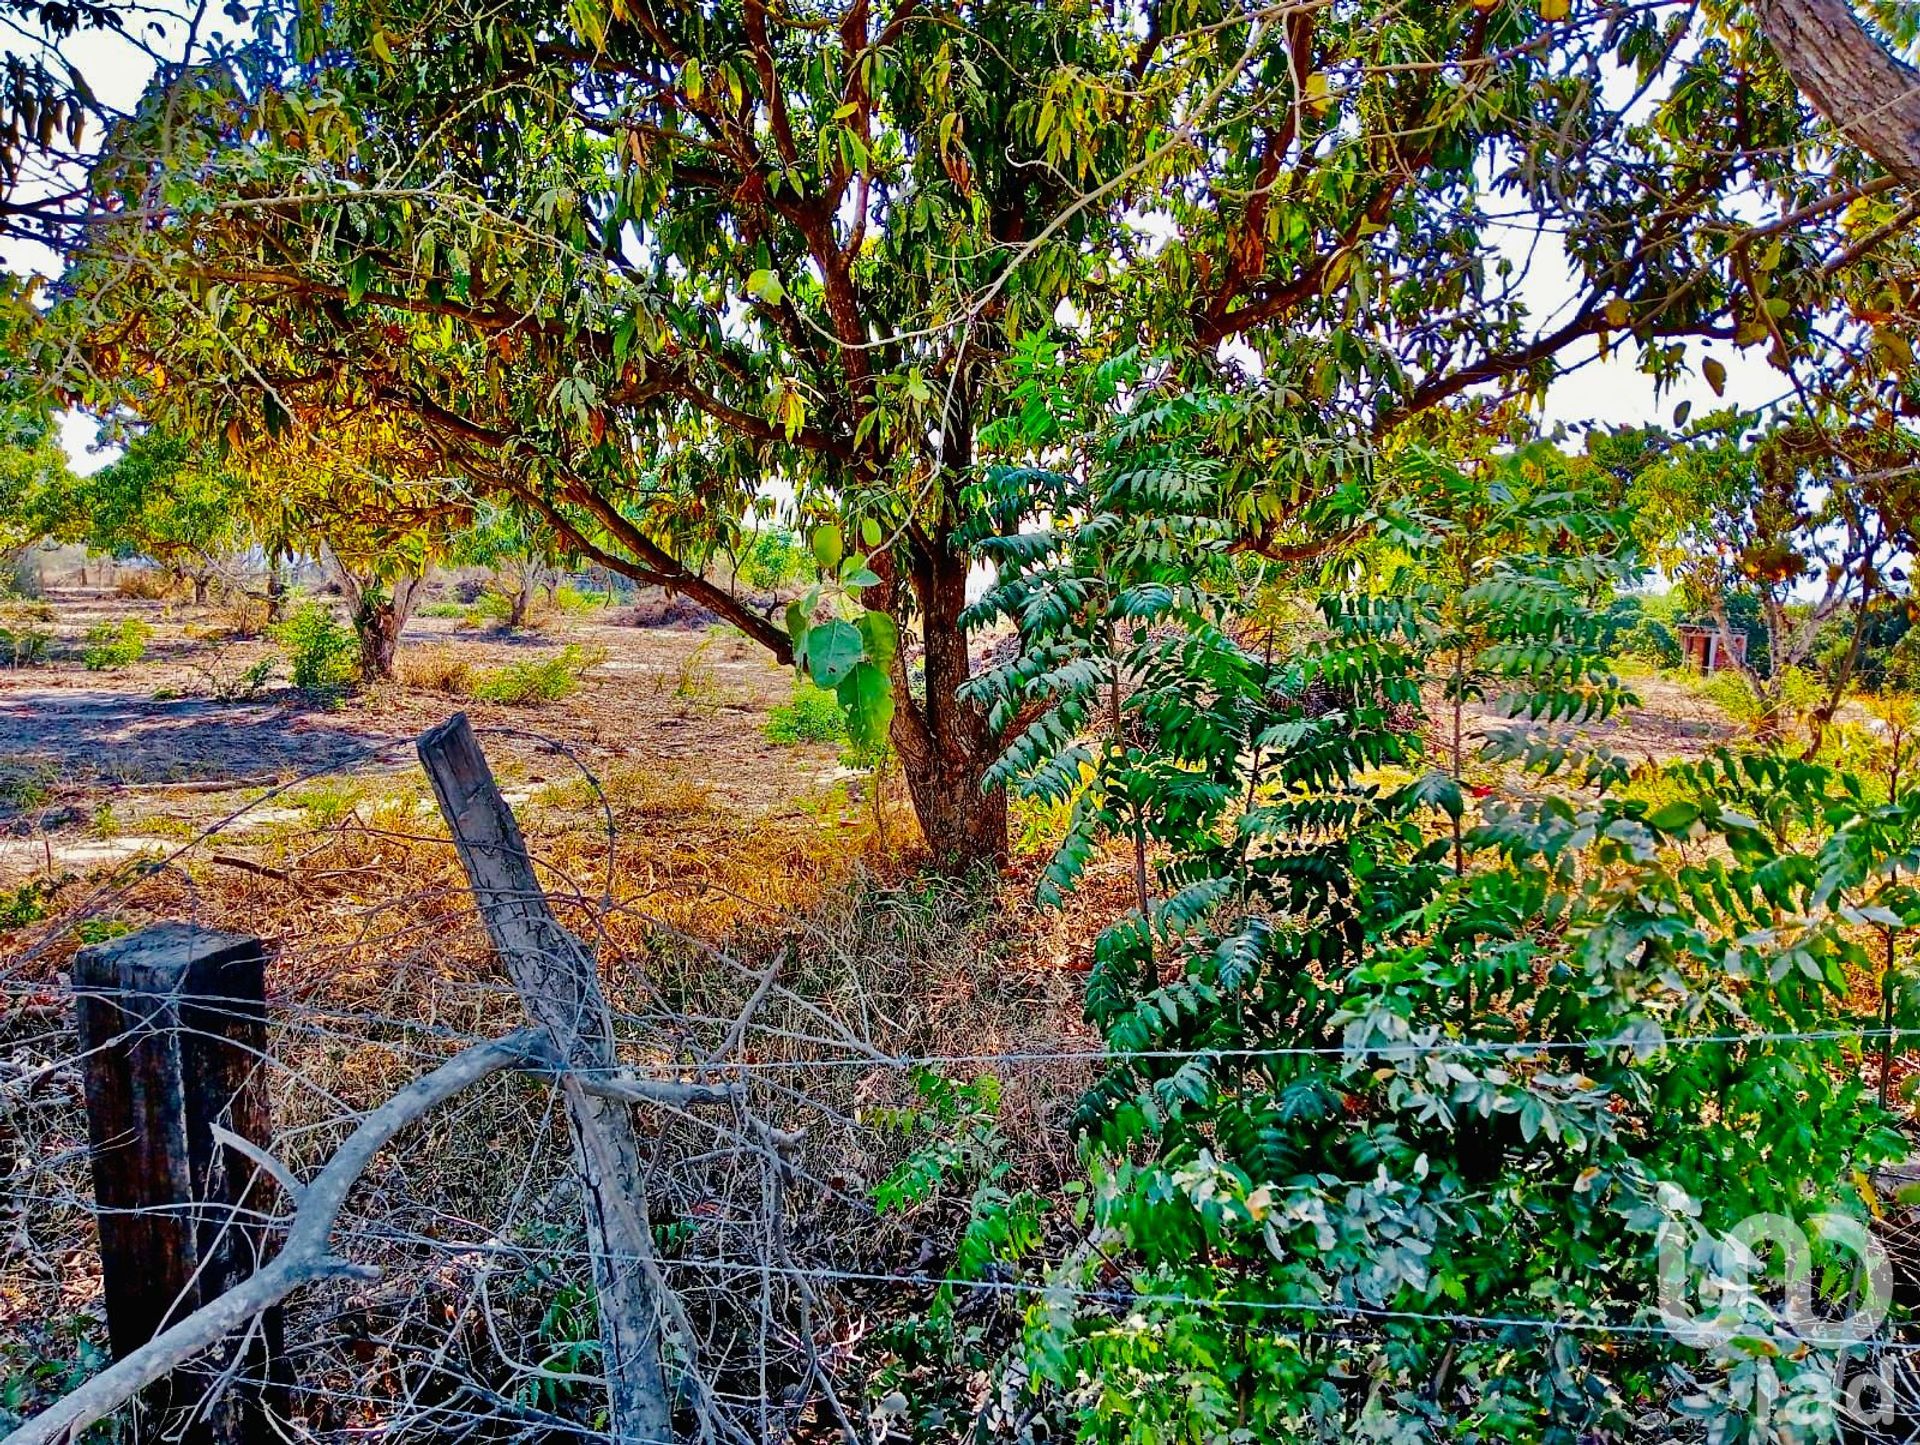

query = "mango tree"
(60, 0), (1920, 864)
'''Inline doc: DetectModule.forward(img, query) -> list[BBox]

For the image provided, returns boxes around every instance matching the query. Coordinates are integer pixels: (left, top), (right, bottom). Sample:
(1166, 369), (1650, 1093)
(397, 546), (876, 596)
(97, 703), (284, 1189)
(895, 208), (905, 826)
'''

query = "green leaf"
(861, 517), (882, 548)
(837, 660), (894, 750)
(840, 551), (882, 588)
(1648, 799), (1701, 833)
(856, 609), (898, 672)
(785, 599), (811, 673)
(744, 268), (785, 305)
(813, 524), (843, 572)
(806, 618), (862, 688)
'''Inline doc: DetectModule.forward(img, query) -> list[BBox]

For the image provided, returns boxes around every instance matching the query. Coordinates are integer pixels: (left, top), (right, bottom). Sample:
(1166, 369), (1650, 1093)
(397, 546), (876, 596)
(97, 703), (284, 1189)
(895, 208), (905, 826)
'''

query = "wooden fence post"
(71, 924), (284, 1445)
(417, 714), (679, 1443)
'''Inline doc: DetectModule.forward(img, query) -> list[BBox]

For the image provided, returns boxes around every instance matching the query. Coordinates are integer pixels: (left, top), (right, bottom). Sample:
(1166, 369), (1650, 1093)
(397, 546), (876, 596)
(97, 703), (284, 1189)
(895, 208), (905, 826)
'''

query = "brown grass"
(394, 643), (473, 696)
(0, 747), (1098, 1437)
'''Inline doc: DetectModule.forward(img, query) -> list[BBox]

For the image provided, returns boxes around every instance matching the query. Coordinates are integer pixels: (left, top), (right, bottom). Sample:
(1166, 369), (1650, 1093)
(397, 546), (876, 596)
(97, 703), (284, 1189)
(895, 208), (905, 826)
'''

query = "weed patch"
(765, 681), (846, 744)
(81, 619), (149, 670)
(471, 644), (606, 705)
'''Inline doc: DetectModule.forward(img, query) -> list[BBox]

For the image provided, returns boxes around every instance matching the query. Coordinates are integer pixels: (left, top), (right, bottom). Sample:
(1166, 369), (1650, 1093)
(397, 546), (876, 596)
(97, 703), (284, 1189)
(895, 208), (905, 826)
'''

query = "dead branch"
(2, 1028), (542, 1445)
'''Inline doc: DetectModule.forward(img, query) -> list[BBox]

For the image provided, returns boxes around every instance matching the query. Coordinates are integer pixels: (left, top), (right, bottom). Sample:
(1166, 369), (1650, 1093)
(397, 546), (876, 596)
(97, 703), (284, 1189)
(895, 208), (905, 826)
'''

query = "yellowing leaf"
(1539, 0), (1570, 20)
(1702, 356), (1727, 396)
(1855, 1169), (1884, 1220)
(1602, 298), (1630, 327)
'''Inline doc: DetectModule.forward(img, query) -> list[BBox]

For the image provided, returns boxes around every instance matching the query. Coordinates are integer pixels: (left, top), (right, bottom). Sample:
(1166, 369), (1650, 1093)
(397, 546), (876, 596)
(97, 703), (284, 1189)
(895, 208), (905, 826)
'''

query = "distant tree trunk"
(1758, 0), (1920, 187)
(265, 553), (287, 624)
(331, 556), (427, 682)
(355, 597), (403, 680)
(192, 573), (210, 606)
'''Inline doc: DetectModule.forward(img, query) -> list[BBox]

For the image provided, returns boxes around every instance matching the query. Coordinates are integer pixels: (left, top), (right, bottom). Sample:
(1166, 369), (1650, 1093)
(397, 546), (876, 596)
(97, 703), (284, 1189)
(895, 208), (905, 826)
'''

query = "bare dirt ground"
(0, 584), (871, 883)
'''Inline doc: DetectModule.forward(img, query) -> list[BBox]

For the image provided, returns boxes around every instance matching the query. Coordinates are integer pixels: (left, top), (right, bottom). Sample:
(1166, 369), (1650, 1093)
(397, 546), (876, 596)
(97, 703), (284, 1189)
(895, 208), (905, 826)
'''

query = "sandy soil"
(0, 585), (859, 883)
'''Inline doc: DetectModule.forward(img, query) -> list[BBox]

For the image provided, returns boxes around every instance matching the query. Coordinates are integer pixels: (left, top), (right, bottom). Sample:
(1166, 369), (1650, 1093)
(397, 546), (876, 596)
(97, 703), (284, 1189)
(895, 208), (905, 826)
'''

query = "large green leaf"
(806, 618), (862, 688)
(837, 659), (893, 751)
(856, 609), (898, 673)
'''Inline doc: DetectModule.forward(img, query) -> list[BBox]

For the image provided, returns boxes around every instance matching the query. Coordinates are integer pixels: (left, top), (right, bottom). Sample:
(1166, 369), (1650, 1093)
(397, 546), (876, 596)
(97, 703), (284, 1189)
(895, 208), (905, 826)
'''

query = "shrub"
(416, 600), (469, 619)
(272, 601), (358, 693)
(552, 583), (610, 614)
(209, 594), (271, 637)
(0, 878), (54, 929)
(82, 618), (150, 670)
(396, 645), (473, 696)
(1619, 615), (1680, 667)
(464, 590), (517, 628)
(4, 550), (43, 598)
(470, 644), (605, 705)
(112, 568), (174, 600)
(1700, 663), (1823, 727)
(0, 603), (52, 666)
(765, 681), (846, 744)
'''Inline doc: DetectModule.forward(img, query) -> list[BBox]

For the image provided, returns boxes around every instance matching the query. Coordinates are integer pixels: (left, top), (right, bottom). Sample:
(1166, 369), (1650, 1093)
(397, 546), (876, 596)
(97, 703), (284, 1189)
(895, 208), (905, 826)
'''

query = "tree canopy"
(44, 0), (1920, 863)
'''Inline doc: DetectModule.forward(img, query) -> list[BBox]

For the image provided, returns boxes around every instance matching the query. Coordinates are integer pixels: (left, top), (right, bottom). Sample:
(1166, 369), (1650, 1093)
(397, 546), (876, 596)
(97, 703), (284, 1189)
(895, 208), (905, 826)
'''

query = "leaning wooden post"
(417, 714), (678, 1443)
(71, 924), (284, 1445)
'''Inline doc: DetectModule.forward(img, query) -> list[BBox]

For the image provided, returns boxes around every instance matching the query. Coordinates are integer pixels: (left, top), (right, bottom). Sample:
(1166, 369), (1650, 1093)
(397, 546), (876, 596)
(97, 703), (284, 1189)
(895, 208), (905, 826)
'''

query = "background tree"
(450, 505), (568, 630)
(56, 0), (1920, 864)
(0, 370), (72, 592)
(68, 428), (253, 604)
(1631, 411), (1920, 743)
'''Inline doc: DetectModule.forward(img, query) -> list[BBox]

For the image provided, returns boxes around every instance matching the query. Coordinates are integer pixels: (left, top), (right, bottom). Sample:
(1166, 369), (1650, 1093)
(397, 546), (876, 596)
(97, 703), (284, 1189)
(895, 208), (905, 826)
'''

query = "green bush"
(272, 601), (358, 693)
(464, 590), (516, 628)
(470, 644), (604, 705)
(552, 583), (610, 613)
(1699, 663), (1822, 726)
(765, 681), (846, 743)
(82, 618), (150, 670)
(0, 623), (50, 666)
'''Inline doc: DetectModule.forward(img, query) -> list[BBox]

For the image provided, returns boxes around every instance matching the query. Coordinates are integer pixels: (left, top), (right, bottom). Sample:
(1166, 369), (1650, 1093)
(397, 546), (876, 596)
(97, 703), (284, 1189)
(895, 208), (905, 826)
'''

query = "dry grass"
(0, 745), (1095, 1439)
(111, 569), (176, 602)
(394, 644), (473, 696)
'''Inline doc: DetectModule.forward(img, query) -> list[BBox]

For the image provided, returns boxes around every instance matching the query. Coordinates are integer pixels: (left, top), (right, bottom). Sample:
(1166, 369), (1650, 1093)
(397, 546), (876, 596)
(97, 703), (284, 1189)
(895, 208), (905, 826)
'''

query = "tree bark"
(1758, 0), (1920, 186)
(348, 571), (423, 681)
(354, 599), (402, 681)
(886, 472), (1008, 868)
(264, 555), (286, 625)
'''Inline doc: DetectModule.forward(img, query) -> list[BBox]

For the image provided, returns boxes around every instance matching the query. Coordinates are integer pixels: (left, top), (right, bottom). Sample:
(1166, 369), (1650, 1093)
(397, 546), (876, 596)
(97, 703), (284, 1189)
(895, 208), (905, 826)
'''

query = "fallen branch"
(207, 853), (294, 883)
(2, 1029), (541, 1445)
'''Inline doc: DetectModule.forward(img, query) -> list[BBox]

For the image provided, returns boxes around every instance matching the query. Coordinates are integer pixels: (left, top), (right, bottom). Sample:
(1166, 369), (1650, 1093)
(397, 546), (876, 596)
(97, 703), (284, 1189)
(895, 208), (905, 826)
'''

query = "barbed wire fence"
(9, 712), (1920, 1443)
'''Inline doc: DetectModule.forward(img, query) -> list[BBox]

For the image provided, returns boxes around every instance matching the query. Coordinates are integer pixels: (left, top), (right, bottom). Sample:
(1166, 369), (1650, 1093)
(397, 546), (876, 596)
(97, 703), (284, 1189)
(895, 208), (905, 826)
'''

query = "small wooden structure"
(1677, 624), (1748, 674)
(72, 924), (284, 1445)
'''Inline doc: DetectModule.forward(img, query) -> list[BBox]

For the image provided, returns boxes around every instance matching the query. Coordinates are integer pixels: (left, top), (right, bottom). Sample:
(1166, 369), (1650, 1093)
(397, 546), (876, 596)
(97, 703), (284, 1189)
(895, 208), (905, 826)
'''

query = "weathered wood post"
(418, 714), (679, 1442)
(72, 924), (284, 1445)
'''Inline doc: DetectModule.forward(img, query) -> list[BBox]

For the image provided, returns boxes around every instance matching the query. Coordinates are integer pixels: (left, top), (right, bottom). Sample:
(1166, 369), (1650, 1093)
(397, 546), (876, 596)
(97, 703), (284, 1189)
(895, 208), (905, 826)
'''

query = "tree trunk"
(193, 574), (210, 606)
(1758, 0), (1920, 186)
(894, 712), (1008, 866)
(354, 600), (402, 681)
(887, 496), (1008, 868)
(507, 583), (530, 630)
(265, 556), (286, 624)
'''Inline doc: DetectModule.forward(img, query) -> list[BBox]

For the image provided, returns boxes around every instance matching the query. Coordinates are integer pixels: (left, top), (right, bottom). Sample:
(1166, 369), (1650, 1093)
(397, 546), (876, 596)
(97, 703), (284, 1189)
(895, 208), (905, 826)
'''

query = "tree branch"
(2, 1031), (542, 1445)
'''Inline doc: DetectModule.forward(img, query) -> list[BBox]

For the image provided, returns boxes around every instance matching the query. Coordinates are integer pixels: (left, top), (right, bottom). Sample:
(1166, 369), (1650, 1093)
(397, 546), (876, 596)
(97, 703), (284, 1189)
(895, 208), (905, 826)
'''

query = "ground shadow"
(0, 688), (407, 796)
